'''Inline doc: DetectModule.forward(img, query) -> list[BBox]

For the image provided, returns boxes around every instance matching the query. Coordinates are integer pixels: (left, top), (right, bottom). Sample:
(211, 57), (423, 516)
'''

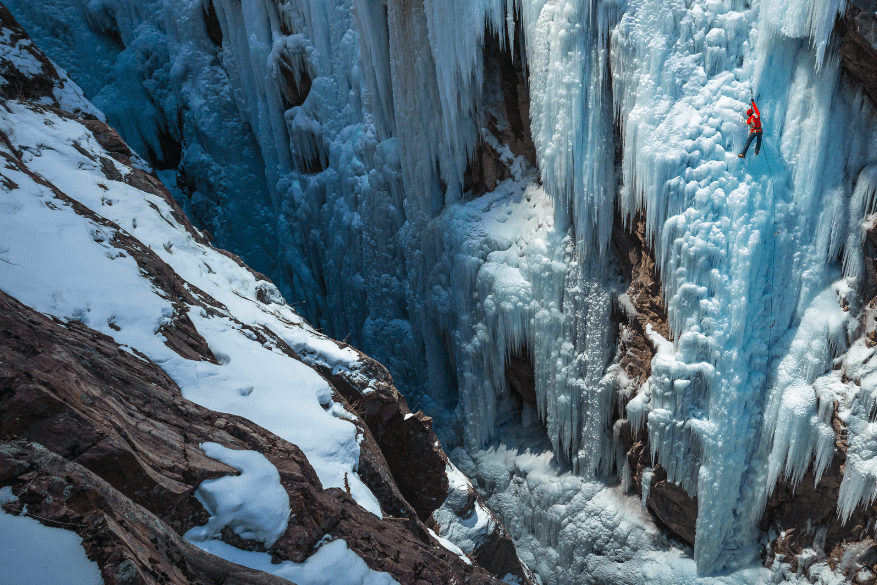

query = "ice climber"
(738, 99), (763, 158)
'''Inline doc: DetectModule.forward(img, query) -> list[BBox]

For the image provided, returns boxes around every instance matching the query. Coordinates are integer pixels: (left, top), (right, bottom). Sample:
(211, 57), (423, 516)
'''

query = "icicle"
(641, 467), (653, 514)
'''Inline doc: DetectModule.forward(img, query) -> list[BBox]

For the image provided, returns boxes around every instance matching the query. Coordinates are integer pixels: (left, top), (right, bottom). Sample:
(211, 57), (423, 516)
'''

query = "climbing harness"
(739, 88), (764, 159)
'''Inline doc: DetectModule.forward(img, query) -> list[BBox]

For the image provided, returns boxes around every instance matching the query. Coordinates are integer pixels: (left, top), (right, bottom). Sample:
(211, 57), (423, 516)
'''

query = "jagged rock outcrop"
(309, 348), (449, 521)
(0, 290), (502, 584)
(612, 212), (671, 386)
(612, 213), (699, 548)
(320, 347), (534, 584)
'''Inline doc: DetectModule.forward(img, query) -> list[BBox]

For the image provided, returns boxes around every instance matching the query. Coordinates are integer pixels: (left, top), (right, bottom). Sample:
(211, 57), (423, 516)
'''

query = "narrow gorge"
(2, 0), (877, 584)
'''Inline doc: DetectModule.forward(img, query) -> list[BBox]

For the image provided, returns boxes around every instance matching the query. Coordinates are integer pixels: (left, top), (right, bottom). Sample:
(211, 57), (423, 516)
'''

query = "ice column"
(611, 0), (877, 571)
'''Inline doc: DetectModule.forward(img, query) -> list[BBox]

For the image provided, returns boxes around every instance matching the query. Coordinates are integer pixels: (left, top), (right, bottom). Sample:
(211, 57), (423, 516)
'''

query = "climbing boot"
(754, 150), (759, 156)
(738, 153), (745, 158)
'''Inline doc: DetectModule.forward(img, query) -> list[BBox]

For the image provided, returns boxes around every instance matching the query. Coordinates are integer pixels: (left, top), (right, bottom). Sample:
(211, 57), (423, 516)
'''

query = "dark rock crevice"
(147, 126), (184, 171)
(612, 212), (700, 548)
(310, 349), (450, 522)
(465, 18), (537, 197)
(203, 0), (223, 48)
(505, 346), (537, 410)
(838, 1), (877, 108)
(611, 211), (671, 384)
(278, 52), (313, 111)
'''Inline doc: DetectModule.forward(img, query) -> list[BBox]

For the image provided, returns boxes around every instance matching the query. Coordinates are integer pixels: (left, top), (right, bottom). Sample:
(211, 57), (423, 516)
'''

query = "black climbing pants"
(741, 131), (762, 157)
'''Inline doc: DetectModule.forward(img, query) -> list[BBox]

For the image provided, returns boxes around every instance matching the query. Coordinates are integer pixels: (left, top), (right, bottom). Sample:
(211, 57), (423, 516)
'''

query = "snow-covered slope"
(0, 91), (389, 521)
(4, 0), (279, 290)
(7, 0), (877, 583)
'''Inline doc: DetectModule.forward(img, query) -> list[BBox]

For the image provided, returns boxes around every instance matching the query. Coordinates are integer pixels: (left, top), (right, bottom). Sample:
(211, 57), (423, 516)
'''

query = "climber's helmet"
(746, 108), (753, 115)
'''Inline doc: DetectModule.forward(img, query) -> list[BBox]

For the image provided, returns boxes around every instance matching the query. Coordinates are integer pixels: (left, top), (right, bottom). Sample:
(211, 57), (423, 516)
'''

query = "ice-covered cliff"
(6, 0), (877, 583)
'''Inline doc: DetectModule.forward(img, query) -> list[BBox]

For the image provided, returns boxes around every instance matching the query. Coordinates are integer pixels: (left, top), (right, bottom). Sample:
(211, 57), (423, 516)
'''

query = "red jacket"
(747, 101), (762, 133)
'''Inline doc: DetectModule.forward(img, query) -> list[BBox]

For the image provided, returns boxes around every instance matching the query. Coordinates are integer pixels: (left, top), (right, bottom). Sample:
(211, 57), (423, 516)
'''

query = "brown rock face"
(0, 289), (505, 584)
(76, 116), (213, 250)
(312, 349), (450, 521)
(0, 5), (60, 102)
(309, 332), (532, 583)
(838, 1), (877, 107)
(612, 213), (699, 547)
(465, 22), (537, 197)
(645, 465), (698, 548)
(494, 28), (537, 167)
(0, 441), (295, 585)
(612, 212), (671, 386)
(619, 423), (698, 549)
(610, 210), (669, 405)
(452, 490), (532, 583)
(759, 406), (877, 582)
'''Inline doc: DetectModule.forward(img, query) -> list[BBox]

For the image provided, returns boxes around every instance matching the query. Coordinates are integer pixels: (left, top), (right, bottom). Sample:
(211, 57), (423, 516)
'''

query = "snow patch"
(0, 486), (103, 585)
(184, 443), (291, 547)
(191, 537), (400, 585)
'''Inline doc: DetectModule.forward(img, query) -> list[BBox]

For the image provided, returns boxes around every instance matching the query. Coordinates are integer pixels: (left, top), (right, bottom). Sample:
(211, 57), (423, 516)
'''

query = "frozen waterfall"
(10, 0), (877, 581)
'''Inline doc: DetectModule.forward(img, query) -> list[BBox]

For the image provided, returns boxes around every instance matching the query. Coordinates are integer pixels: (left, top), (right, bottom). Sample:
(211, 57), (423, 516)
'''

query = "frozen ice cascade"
(9, 0), (877, 582)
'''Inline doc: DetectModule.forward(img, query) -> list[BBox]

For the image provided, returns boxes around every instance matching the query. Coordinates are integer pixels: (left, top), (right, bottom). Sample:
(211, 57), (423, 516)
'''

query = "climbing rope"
(699, 152), (780, 578)
(763, 144), (775, 184)
(766, 146), (778, 373)
(750, 89), (779, 360)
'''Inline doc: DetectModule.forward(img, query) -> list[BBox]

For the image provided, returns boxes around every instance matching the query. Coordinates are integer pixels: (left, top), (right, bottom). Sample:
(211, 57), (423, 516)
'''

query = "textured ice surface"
(610, 0), (877, 570)
(10, 0), (877, 581)
(449, 404), (773, 585)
